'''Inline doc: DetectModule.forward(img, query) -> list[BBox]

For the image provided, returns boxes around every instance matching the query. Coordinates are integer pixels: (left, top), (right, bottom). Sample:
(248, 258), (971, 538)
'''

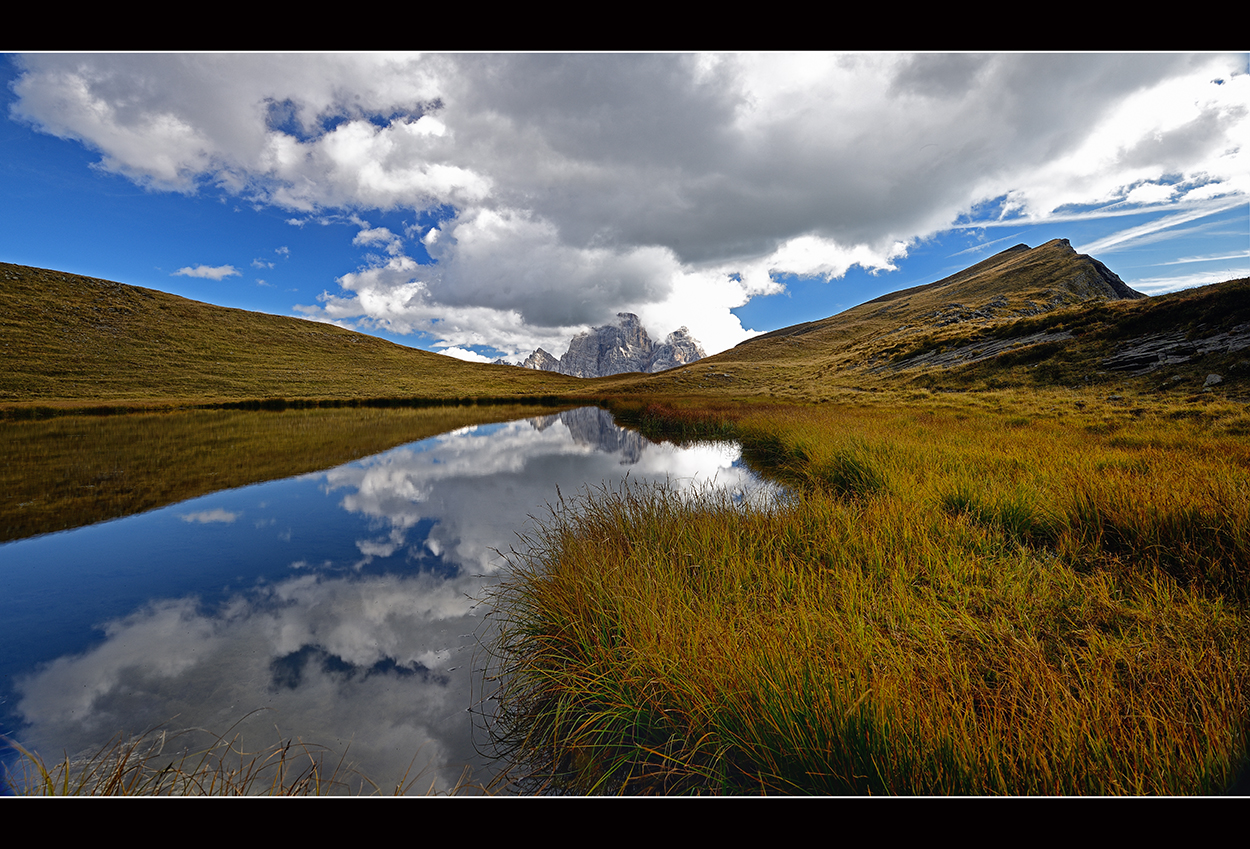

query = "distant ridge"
(6, 244), (1245, 410)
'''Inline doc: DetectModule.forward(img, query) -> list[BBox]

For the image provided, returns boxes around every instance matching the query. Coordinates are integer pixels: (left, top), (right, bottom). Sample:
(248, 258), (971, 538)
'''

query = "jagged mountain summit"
(519, 313), (706, 378)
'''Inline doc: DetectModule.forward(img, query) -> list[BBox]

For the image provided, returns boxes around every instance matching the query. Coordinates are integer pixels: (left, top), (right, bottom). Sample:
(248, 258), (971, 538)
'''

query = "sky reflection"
(1, 407), (770, 793)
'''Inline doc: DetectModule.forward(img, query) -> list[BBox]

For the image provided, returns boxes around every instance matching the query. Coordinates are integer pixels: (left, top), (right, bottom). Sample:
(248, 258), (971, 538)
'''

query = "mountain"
(595, 240), (1248, 401)
(521, 348), (562, 372)
(744, 239), (1142, 349)
(519, 313), (706, 378)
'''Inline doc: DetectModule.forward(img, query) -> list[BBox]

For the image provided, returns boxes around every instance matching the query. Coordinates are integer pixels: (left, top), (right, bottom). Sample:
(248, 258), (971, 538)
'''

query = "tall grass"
(487, 395), (1250, 794)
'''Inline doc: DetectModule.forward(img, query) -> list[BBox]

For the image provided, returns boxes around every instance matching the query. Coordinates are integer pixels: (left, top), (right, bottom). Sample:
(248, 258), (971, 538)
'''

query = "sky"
(2, 52), (1247, 363)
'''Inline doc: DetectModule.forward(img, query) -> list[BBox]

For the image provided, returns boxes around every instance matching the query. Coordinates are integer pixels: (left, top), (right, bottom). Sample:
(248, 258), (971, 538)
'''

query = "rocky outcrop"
(521, 314), (706, 378)
(1100, 323), (1250, 374)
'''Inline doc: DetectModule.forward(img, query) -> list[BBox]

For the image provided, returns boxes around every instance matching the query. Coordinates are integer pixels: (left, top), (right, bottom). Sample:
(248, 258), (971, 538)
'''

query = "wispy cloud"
(1128, 269), (1250, 296)
(1153, 250), (1250, 266)
(1076, 197), (1247, 254)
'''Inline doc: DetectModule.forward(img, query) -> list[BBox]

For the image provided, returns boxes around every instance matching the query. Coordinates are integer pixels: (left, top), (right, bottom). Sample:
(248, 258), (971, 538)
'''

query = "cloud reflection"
(12, 408), (771, 792)
(179, 508), (240, 524)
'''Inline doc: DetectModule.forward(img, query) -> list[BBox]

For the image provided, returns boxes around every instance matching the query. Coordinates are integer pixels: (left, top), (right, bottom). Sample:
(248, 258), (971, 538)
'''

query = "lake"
(0, 405), (772, 793)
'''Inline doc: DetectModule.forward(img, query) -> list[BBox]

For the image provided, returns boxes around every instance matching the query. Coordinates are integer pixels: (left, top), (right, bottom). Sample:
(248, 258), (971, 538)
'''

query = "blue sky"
(2, 53), (1246, 362)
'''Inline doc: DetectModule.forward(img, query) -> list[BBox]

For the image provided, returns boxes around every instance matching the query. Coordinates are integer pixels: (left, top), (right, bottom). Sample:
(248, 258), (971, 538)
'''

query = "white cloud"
(437, 346), (493, 363)
(1076, 196), (1247, 254)
(172, 264), (240, 280)
(1128, 267), (1250, 296)
(12, 53), (1248, 353)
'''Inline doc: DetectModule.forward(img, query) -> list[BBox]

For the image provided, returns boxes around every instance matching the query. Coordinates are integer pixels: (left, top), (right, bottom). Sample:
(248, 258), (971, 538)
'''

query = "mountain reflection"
(530, 406), (648, 463)
(2, 408), (769, 793)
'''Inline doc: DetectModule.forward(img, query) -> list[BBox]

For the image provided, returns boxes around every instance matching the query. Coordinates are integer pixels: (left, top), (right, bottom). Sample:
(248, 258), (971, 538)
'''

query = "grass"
(4, 714), (482, 796)
(486, 392), (1250, 794)
(1, 261), (595, 408)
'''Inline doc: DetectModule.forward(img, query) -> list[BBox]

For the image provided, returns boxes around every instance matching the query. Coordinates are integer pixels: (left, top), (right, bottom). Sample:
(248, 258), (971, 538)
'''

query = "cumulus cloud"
(172, 264), (240, 280)
(437, 346), (493, 363)
(12, 53), (1247, 355)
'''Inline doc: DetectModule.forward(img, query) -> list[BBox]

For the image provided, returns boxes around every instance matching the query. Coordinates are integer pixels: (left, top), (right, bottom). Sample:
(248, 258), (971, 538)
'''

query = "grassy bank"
(487, 391), (1250, 794)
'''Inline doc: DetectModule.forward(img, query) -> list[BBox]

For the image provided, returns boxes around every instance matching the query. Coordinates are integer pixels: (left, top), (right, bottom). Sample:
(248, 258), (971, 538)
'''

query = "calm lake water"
(0, 406), (771, 793)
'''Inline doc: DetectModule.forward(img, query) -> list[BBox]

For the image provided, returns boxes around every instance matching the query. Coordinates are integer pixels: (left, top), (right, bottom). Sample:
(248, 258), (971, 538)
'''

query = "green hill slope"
(1, 262), (588, 407)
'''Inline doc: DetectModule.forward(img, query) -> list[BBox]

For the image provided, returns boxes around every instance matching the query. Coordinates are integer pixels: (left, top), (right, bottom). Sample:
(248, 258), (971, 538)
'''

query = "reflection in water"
(1, 408), (770, 792)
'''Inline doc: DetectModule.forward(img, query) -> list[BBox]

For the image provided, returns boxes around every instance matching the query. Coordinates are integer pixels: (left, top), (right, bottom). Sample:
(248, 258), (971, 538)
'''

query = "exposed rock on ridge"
(520, 313), (706, 378)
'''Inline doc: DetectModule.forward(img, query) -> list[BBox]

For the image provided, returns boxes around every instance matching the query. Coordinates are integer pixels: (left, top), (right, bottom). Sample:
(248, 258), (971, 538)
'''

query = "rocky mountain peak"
(520, 348), (561, 372)
(519, 313), (707, 378)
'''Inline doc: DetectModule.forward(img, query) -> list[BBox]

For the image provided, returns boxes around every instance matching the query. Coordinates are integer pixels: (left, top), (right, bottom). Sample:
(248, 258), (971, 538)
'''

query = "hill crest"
(744, 239), (1143, 348)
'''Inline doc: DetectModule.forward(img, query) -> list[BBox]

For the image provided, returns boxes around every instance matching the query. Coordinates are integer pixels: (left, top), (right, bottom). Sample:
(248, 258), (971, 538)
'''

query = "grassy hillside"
(5, 245), (1245, 410)
(598, 243), (1248, 403)
(1, 262), (591, 409)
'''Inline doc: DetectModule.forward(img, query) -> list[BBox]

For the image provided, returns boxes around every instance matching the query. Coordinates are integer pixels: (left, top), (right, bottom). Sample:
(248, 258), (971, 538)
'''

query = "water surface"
(0, 407), (769, 792)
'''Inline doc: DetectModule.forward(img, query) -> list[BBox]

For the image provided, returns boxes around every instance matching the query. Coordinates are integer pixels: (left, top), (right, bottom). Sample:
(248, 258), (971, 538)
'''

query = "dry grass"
(1, 261), (593, 407)
(486, 393), (1250, 794)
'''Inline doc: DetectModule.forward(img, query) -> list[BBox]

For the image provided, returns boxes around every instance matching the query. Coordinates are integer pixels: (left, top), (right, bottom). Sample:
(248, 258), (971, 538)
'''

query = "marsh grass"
(487, 394), (1250, 794)
(4, 717), (480, 796)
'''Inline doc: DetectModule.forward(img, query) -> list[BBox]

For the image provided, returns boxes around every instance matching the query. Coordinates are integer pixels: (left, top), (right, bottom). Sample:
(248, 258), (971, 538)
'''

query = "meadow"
(487, 389), (1250, 794)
